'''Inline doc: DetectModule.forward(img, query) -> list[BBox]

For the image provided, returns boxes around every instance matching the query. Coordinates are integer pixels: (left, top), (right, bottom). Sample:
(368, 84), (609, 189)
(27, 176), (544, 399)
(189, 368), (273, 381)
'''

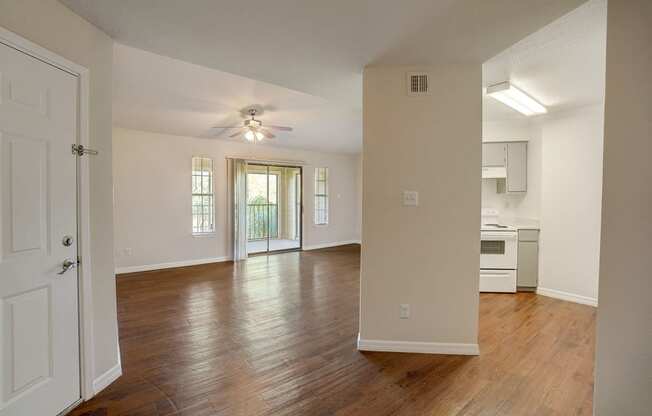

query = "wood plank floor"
(71, 245), (596, 416)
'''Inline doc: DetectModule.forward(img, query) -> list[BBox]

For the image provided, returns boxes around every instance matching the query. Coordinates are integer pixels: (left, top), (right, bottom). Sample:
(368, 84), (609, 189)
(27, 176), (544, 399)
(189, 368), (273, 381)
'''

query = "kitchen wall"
(113, 127), (361, 272)
(595, 0), (652, 413)
(0, 0), (120, 388)
(360, 65), (480, 351)
(538, 105), (604, 305)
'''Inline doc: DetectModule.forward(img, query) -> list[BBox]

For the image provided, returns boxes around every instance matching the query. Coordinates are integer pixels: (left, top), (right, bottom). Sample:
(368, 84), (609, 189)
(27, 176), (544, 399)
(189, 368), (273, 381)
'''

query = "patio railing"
(247, 204), (278, 240)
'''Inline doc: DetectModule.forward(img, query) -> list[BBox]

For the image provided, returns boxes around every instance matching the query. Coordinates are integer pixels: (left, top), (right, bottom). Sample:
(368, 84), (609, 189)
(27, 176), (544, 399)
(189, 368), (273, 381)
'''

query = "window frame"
(314, 167), (329, 225)
(191, 156), (216, 235)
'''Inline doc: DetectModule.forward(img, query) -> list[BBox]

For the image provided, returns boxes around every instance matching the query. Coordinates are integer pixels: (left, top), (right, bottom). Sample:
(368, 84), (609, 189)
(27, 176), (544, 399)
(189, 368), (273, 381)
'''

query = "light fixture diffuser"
(486, 81), (547, 116)
(244, 129), (264, 142)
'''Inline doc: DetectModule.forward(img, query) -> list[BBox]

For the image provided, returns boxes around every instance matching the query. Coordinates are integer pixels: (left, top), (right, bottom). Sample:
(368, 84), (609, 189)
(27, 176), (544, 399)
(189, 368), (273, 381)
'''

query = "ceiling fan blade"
(265, 125), (293, 132)
(260, 129), (276, 139)
(212, 126), (244, 129)
(228, 129), (246, 138)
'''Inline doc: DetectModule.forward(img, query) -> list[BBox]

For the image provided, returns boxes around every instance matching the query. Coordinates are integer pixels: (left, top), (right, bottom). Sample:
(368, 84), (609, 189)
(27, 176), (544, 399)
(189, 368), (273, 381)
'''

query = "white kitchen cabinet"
(506, 142), (527, 192)
(517, 229), (539, 290)
(492, 141), (527, 193)
(482, 143), (506, 167)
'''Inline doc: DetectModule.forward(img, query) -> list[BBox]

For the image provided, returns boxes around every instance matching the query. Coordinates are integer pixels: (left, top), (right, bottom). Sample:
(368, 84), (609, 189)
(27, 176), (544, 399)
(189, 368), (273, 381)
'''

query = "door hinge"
(72, 144), (98, 156)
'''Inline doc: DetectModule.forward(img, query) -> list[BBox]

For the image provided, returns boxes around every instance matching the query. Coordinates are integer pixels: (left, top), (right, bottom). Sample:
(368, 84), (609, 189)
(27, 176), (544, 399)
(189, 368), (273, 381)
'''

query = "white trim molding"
(116, 256), (232, 275)
(92, 361), (122, 395)
(536, 287), (598, 307)
(357, 334), (480, 355)
(303, 240), (361, 251)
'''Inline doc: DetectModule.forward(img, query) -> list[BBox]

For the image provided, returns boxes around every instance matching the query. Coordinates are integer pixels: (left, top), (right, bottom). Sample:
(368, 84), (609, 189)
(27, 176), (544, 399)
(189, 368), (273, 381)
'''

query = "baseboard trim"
(357, 334), (479, 355)
(116, 256), (232, 275)
(115, 240), (363, 274)
(303, 240), (361, 251)
(536, 287), (598, 307)
(92, 362), (122, 395)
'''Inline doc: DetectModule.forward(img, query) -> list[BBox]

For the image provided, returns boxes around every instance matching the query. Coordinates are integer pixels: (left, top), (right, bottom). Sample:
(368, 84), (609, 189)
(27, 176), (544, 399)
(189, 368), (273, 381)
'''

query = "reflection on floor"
(247, 238), (301, 253)
(71, 245), (596, 416)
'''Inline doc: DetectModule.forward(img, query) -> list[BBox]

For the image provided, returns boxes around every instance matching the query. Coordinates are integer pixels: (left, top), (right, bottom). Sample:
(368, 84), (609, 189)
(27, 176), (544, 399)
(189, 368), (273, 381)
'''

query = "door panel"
(4, 135), (48, 256)
(0, 42), (80, 416)
(5, 286), (51, 396)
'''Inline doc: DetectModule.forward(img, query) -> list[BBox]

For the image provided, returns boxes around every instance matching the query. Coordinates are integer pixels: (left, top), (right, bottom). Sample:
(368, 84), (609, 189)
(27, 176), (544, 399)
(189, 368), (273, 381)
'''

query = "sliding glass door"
(246, 164), (302, 254)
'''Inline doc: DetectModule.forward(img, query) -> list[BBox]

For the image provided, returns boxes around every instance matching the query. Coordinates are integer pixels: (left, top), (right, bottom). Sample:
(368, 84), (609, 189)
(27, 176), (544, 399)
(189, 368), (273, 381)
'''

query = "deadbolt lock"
(62, 235), (74, 247)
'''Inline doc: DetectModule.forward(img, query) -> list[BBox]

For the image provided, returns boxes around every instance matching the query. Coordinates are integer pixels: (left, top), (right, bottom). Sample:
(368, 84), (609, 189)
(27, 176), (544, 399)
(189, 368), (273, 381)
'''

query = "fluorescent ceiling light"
(486, 81), (547, 116)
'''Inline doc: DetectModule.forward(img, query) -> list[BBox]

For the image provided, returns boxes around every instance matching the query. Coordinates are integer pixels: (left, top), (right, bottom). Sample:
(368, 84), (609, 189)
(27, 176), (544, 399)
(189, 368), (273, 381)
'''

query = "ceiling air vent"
(407, 72), (430, 96)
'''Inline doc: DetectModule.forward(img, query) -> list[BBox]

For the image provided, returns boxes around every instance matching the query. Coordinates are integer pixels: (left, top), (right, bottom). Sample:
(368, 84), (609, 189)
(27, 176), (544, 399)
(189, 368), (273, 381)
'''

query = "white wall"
(0, 0), (119, 384)
(538, 106), (604, 304)
(113, 128), (361, 271)
(482, 120), (542, 221)
(355, 154), (363, 242)
(595, 1), (652, 413)
(359, 65), (480, 352)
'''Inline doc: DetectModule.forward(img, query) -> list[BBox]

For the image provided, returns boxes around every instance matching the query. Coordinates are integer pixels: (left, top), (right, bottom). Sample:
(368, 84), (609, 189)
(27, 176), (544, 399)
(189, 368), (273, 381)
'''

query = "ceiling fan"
(212, 108), (293, 142)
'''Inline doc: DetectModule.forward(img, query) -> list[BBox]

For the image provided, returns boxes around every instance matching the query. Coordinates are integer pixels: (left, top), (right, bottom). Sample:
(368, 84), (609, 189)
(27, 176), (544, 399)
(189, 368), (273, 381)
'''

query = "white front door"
(0, 42), (80, 415)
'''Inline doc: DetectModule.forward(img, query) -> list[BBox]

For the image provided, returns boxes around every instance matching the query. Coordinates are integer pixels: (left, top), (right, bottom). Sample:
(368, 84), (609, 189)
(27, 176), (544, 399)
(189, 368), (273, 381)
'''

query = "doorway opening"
(246, 164), (302, 254)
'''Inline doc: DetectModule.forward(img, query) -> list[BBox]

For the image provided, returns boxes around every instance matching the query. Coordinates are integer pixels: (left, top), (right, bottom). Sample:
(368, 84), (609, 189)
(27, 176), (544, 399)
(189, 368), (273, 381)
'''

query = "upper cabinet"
(482, 141), (527, 193)
(505, 142), (527, 193)
(482, 143), (506, 167)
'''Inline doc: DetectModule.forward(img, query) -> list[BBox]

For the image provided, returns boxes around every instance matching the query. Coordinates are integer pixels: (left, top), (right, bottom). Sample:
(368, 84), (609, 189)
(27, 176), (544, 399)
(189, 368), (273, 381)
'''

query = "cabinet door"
(482, 143), (506, 167)
(506, 142), (527, 192)
(517, 241), (538, 288)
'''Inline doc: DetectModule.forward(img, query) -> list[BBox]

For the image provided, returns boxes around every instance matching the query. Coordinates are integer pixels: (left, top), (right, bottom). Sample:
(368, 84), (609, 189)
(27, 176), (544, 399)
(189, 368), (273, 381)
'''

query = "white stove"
(480, 209), (517, 293)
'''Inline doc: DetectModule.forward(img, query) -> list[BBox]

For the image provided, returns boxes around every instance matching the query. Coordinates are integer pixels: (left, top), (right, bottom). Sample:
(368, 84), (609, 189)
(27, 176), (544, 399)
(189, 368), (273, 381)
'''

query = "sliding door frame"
(246, 163), (303, 255)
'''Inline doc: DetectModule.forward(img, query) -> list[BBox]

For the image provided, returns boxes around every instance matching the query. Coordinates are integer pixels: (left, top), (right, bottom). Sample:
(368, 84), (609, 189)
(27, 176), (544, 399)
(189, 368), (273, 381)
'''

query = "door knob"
(58, 259), (76, 275)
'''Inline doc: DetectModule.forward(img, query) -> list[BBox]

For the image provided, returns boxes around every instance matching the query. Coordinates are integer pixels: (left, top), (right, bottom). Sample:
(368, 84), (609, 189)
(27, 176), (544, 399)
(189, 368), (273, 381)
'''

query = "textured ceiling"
(60, 0), (591, 151)
(61, 0), (585, 108)
(483, 0), (606, 121)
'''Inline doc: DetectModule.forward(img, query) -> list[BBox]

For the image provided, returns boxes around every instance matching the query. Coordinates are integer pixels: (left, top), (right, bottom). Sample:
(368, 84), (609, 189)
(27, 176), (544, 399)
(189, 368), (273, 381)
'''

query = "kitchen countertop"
(498, 218), (540, 230)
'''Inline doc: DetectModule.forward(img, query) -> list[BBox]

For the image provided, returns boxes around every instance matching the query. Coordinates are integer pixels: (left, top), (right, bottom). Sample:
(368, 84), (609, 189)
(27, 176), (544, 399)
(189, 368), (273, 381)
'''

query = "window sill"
(314, 223), (329, 227)
(192, 232), (216, 238)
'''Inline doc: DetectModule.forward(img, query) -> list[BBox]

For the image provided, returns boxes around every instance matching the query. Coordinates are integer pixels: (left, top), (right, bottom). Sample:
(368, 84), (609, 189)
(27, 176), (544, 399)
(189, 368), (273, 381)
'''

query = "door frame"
(246, 162), (304, 254)
(0, 27), (96, 402)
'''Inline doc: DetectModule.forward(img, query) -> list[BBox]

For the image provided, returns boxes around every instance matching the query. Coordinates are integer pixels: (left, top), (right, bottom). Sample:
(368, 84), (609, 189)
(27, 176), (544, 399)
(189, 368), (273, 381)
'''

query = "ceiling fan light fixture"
(244, 130), (256, 142)
(244, 129), (265, 142)
(486, 81), (547, 116)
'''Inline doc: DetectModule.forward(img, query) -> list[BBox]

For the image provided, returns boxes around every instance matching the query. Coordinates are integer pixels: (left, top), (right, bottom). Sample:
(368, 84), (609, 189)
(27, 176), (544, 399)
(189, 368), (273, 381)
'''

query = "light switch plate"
(399, 304), (410, 319)
(402, 191), (419, 206)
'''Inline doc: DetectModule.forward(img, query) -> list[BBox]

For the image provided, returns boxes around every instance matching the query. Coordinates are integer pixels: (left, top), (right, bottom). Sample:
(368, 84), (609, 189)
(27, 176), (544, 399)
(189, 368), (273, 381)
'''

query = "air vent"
(407, 72), (430, 96)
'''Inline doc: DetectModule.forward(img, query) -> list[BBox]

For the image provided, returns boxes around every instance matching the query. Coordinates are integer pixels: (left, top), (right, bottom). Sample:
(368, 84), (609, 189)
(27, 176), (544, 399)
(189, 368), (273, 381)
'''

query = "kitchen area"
(480, 141), (540, 293)
(479, 0), (606, 307)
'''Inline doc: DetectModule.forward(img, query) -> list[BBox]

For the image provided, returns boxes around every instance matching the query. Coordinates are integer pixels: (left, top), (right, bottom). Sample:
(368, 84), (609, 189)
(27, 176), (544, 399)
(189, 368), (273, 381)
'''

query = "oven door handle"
(481, 232), (517, 240)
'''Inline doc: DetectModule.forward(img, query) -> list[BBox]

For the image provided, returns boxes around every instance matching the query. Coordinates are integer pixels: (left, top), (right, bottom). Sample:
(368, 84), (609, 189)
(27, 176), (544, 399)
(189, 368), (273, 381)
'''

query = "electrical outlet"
(399, 304), (410, 319)
(123, 248), (133, 256)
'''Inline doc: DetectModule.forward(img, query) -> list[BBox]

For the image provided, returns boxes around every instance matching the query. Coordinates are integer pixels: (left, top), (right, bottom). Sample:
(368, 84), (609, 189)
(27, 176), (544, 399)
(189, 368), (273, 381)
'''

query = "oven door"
(480, 231), (518, 269)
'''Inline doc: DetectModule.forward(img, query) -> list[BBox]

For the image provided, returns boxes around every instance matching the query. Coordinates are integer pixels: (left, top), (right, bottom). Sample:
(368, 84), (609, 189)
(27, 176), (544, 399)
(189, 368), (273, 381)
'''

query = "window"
(314, 167), (328, 225)
(192, 157), (215, 234)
